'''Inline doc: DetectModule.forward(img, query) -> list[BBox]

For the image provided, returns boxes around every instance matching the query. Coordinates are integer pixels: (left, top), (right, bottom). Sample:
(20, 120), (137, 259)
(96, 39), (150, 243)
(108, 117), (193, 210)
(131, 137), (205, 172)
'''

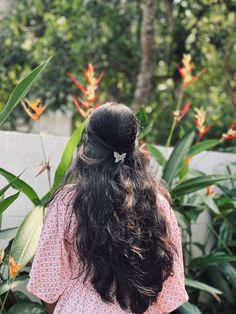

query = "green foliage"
(0, 58), (50, 125)
(0, 168), (40, 206)
(52, 120), (86, 192)
(0, 121), (84, 312)
(7, 302), (46, 314)
(10, 206), (44, 268)
(162, 130), (195, 185)
(0, 2), (236, 311)
(0, 275), (29, 296)
(1, 0), (235, 147)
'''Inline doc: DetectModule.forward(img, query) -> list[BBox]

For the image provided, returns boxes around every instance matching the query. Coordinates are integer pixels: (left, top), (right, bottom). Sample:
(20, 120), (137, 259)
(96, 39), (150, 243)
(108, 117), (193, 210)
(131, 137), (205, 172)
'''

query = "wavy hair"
(62, 102), (175, 313)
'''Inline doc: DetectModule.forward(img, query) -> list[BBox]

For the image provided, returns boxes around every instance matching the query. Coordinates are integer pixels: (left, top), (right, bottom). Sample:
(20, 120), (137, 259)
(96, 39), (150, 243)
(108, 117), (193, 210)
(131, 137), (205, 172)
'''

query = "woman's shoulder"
(46, 184), (78, 236)
(54, 183), (77, 203)
(156, 192), (172, 214)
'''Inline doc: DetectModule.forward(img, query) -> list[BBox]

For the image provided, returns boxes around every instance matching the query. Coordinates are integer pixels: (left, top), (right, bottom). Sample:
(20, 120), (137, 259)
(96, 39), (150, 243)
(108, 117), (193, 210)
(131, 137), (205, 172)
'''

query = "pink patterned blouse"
(26, 184), (189, 313)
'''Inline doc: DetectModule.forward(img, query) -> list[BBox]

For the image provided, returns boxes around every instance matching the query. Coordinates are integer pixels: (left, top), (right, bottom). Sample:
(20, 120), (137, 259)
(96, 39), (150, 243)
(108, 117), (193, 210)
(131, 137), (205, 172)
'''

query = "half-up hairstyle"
(63, 102), (175, 313)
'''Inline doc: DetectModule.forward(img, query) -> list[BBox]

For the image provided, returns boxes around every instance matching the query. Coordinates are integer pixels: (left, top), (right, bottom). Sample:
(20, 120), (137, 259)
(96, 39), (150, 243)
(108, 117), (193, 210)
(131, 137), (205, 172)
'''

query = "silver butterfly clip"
(113, 151), (126, 163)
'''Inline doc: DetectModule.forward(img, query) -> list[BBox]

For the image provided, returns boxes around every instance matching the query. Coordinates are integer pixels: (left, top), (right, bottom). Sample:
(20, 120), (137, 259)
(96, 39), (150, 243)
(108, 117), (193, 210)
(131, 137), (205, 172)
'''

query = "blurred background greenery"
(1, 1), (236, 314)
(0, 0), (235, 148)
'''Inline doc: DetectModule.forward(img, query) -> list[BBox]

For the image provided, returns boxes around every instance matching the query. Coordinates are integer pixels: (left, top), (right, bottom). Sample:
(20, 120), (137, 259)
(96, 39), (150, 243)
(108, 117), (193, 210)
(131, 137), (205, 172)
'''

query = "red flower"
(221, 129), (236, 141)
(196, 125), (212, 142)
(173, 102), (191, 123)
(68, 63), (104, 119)
(178, 54), (207, 88)
(194, 108), (212, 142)
(230, 121), (236, 129)
(84, 64), (104, 87)
(67, 72), (87, 95)
(221, 121), (236, 140)
(71, 96), (87, 118)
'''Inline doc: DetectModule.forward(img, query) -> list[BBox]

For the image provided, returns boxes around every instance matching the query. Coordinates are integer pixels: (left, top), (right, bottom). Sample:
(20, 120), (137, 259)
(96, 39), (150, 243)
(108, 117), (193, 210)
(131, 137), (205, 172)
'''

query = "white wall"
(0, 130), (68, 229)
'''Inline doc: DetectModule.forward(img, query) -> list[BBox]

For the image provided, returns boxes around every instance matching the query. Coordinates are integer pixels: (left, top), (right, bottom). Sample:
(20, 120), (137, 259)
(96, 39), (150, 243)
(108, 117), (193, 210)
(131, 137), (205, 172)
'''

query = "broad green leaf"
(174, 211), (188, 230)
(0, 227), (18, 240)
(219, 263), (236, 287)
(52, 121), (86, 191)
(0, 58), (51, 125)
(172, 175), (235, 196)
(8, 302), (46, 314)
(190, 253), (236, 268)
(163, 130), (195, 186)
(0, 183), (11, 197)
(12, 291), (31, 303)
(218, 221), (233, 247)
(146, 144), (166, 166)
(185, 278), (222, 295)
(187, 139), (220, 157)
(10, 206), (44, 268)
(0, 191), (20, 215)
(178, 301), (202, 314)
(0, 168), (40, 206)
(0, 275), (29, 296)
(200, 195), (220, 214)
(0, 168), (26, 197)
(206, 265), (234, 303)
(178, 160), (189, 181)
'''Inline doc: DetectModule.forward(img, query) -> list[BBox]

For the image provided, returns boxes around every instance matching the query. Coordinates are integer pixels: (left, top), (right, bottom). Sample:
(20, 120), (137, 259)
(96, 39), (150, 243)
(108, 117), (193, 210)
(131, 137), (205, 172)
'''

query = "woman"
(27, 102), (188, 313)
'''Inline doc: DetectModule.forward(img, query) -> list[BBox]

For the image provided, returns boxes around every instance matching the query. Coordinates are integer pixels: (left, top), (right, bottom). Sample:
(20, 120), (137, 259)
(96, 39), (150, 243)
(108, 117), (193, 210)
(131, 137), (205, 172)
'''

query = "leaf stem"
(165, 85), (184, 147)
(0, 280), (13, 313)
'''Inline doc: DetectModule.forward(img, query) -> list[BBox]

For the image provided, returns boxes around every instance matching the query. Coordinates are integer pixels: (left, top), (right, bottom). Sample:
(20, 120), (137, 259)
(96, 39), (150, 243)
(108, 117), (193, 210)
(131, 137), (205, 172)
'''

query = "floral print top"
(26, 184), (189, 313)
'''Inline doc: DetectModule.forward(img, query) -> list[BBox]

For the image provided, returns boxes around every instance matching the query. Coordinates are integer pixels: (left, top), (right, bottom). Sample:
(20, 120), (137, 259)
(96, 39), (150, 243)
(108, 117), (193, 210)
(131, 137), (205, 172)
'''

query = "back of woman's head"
(64, 102), (175, 314)
(87, 102), (137, 154)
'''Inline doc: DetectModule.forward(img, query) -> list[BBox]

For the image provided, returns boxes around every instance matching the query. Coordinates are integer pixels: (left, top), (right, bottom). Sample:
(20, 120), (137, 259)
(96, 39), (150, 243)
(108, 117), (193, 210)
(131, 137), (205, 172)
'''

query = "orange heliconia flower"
(222, 129), (236, 141)
(221, 121), (236, 141)
(21, 98), (48, 121)
(84, 64), (104, 87)
(230, 121), (236, 129)
(71, 96), (87, 118)
(9, 256), (21, 279)
(194, 108), (212, 142)
(173, 102), (191, 123)
(67, 72), (87, 95)
(178, 54), (207, 88)
(68, 64), (103, 119)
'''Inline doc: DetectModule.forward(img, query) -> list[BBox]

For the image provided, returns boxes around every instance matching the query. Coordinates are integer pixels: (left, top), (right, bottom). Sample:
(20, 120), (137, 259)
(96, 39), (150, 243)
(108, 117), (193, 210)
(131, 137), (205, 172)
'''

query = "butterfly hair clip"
(113, 151), (126, 163)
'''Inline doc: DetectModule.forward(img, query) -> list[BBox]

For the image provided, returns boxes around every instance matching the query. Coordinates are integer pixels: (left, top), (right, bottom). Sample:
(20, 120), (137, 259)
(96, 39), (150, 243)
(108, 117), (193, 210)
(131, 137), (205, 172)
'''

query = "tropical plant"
(0, 61), (96, 312)
(0, 58), (50, 126)
(0, 60), (235, 313)
(0, 120), (85, 312)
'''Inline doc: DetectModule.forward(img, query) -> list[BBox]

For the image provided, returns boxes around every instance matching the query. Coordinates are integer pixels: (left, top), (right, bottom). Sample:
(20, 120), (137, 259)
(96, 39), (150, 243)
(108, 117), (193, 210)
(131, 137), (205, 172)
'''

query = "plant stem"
(165, 85), (184, 147)
(0, 281), (12, 313)
(40, 135), (52, 190)
(165, 119), (177, 147)
(208, 223), (232, 255)
(0, 299), (7, 314)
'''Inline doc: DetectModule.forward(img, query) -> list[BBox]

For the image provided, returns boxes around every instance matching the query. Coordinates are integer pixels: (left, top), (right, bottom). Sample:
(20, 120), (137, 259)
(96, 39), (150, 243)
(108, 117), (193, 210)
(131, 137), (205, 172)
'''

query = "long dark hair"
(63, 102), (175, 313)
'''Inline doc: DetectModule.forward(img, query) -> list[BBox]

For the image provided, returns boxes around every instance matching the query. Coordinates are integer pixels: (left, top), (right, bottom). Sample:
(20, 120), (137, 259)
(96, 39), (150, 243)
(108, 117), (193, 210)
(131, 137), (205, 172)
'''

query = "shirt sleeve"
(154, 194), (189, 313)
(26, 185), (74, 303)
